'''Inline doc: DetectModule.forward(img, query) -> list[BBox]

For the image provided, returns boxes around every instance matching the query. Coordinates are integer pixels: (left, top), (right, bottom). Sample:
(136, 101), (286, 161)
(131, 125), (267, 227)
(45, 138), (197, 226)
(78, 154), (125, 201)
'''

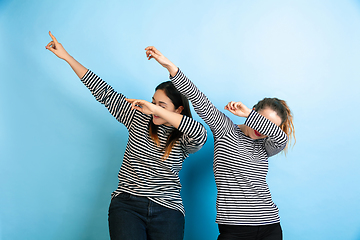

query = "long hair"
(253, 97), (296, 154)
(149, 81), (192, 160)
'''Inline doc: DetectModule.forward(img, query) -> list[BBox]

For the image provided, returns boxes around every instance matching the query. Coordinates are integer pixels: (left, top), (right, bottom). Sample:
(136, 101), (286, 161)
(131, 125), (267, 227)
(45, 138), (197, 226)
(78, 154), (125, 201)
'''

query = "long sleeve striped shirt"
(171, 69), (288, 225)
(81, 70), (207, 215)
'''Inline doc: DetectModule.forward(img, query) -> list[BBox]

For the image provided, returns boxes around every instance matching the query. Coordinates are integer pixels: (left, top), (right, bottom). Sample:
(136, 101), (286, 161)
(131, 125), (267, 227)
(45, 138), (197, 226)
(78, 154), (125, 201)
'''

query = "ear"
(175, 106), (184, 114)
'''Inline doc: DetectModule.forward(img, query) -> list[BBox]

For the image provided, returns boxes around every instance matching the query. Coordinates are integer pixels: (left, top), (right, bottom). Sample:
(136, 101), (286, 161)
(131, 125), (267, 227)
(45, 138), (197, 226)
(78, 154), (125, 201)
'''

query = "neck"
(238, 124), (250, 137)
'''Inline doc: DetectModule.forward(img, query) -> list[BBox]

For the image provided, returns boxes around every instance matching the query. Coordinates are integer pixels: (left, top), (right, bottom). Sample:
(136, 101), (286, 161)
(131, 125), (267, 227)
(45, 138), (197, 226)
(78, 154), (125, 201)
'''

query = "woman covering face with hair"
(145, 46), (296, 240)
(46, 32), (207, 240)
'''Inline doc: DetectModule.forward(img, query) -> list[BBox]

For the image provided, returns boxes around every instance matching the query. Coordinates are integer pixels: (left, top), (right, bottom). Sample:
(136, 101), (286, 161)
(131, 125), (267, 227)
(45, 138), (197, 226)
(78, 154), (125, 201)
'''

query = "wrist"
(63, 53), (73, 62)
(167, 64), (178, 77)
(246, 109), (253, 118)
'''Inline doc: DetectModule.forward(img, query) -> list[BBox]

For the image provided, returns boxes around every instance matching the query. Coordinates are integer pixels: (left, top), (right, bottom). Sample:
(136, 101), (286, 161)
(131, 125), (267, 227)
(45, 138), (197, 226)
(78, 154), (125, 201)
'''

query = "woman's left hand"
(126, 98), (156, 115)
(224, 101), (251, 118)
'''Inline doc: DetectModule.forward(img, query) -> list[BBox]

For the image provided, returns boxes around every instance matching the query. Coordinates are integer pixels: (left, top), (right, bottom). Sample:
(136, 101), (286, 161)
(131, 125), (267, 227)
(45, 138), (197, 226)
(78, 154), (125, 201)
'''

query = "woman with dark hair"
(45, 32), (207, 240)
(145, 46), (295, 240)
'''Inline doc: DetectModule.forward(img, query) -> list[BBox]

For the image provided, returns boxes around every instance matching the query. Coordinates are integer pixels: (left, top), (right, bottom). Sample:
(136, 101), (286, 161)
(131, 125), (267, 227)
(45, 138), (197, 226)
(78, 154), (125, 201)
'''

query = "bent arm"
(126, 98), (207, 152)
(152, 107), (184, 129)
(245, 110), (288, 157)
(178, 116), (207, 154)
(126, 98), (184, 128)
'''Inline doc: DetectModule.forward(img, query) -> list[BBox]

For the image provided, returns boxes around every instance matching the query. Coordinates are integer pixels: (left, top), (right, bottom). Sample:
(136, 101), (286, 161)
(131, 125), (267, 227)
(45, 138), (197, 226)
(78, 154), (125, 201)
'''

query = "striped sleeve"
(81, 70), (135, 129)
(178, 115), (207, 154)
(245, 110), (288, 157)
(170, 69), (232, 140)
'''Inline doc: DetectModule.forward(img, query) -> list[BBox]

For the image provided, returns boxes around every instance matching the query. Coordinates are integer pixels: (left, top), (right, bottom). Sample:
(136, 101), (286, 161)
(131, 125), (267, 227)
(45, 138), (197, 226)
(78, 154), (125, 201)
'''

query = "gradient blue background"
(1, 0), (360, 239)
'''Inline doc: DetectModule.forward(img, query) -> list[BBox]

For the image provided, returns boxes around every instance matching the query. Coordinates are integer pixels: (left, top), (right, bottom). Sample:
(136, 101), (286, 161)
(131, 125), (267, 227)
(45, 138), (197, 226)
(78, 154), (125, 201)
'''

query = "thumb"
(46, 46), (56, 54)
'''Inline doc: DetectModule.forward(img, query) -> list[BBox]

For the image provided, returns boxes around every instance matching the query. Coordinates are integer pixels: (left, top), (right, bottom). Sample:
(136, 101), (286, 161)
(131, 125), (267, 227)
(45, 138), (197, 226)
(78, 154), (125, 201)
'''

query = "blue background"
(1, 0), (360, 239)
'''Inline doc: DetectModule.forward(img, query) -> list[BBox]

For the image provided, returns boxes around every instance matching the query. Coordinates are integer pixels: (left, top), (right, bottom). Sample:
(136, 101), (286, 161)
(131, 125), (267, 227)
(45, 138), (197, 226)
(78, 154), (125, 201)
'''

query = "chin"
(255, 135), (267, 140)
(152, 118), (166, 126)
(250, 134), (265, 140)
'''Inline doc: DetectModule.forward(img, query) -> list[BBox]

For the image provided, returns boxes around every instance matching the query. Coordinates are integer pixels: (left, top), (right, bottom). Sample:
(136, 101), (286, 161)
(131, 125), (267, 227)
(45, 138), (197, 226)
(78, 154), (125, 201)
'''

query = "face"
(151, 89), (182, 126)
(248, 107), (282, 140)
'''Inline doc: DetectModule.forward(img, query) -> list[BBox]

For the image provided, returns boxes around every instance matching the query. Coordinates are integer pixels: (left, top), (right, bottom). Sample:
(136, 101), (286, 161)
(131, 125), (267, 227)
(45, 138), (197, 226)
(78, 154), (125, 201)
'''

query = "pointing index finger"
(49, 31), (58, 43)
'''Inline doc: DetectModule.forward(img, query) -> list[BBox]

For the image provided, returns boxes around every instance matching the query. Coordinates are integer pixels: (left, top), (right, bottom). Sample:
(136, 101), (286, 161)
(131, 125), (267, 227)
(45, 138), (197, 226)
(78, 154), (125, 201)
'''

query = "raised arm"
(46, 32), (135, 129)
(145, 46), (179, 77)
(144, 46), (233, 139)
(45, 31), (87, 79)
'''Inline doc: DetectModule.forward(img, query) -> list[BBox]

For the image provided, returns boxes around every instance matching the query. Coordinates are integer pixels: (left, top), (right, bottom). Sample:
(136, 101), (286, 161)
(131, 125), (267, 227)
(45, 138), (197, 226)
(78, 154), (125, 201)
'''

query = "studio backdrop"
(1, 0), (360, 239)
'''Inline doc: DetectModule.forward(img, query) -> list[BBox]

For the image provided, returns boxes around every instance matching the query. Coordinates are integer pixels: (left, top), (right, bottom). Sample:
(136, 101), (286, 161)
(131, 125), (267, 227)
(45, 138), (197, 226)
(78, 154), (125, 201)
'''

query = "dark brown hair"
(149, 81), (192, 160)
(253, 97), (296, 153)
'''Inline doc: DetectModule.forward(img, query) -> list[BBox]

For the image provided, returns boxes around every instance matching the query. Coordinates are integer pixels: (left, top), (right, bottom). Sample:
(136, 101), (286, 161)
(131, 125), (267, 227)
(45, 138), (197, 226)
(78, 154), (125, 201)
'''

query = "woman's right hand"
(45, 31), (70, 60)
(145, 46), (178, 77)
(45, 31), (87, 79)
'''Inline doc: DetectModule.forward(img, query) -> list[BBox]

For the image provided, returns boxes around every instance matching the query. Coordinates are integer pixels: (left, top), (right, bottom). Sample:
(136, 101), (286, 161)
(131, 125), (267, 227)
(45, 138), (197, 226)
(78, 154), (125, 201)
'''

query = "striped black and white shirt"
(171, 69), (288, 225)
(81, 70), (207, 215)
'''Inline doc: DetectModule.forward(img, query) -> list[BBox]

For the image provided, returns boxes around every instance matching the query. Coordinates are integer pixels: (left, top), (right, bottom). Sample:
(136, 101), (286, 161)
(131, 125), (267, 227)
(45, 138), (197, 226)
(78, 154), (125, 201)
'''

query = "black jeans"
(217, 223), (282, 240)
(108, 193), (185, 240)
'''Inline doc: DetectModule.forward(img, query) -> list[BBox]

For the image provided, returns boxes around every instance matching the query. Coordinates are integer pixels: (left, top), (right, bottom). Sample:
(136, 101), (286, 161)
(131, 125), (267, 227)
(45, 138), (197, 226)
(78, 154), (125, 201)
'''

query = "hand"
(45, 31), (71, 60)
(224, 101), (251, 118)
(145, 46), (178, 76)
(126, 98), (156, 115)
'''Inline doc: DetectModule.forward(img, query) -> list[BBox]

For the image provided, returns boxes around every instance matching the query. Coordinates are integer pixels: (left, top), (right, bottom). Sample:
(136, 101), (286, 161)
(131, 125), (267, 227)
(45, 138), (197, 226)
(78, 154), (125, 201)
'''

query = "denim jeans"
(108, 192), (185, 240)
(217, 223), (282, 240)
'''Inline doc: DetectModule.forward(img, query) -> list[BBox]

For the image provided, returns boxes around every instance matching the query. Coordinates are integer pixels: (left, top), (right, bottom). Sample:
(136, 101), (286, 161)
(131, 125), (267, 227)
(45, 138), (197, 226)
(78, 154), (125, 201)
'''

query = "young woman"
(45, 32), (207, 240)
(145, 46), (295, 240)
